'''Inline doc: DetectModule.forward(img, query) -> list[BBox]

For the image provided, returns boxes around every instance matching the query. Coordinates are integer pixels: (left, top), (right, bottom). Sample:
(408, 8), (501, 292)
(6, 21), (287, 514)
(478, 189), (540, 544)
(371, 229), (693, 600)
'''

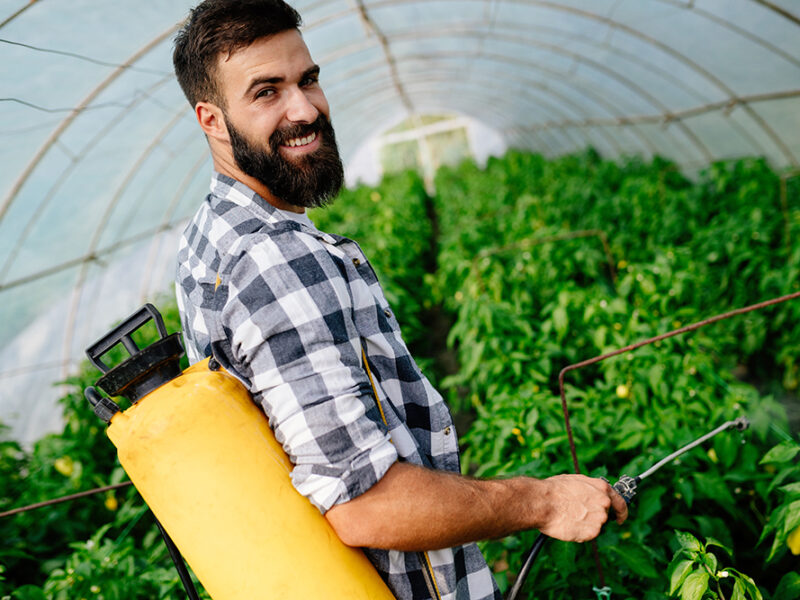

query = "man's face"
(215, 30), (343, 208)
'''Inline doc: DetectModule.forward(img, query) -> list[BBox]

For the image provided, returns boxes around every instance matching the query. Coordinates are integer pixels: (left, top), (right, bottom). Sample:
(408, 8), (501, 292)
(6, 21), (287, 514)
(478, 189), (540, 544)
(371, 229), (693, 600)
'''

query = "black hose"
(154, 517), (202, 600)
(505, 533), (547, 600)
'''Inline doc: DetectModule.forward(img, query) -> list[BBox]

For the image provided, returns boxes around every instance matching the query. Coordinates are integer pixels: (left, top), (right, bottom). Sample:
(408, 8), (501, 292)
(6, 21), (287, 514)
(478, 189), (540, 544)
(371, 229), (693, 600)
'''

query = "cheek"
(311, 89), (331, 118)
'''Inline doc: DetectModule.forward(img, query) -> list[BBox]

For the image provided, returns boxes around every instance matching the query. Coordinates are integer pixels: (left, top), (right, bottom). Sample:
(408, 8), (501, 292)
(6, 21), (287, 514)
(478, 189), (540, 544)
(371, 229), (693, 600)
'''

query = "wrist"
(506, 476), (552, 531)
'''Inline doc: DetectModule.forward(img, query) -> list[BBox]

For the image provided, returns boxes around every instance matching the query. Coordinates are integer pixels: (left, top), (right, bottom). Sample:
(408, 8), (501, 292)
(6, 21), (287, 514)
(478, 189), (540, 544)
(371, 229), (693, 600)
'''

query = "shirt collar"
(209, 171), (339, 244)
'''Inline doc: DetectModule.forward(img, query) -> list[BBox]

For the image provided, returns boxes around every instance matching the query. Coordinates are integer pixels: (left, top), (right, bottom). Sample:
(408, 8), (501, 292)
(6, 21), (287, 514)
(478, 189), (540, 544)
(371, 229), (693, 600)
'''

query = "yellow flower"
(788, 524), (800, 555)
(54, 456), (74, 477)
(511, 427), (525, 444)
(616, 384), (630, 399)
(104, 494), (118, 511)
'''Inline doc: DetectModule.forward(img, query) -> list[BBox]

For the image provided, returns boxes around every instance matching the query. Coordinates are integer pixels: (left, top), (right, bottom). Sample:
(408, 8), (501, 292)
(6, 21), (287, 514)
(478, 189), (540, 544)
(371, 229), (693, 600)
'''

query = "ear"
(196, 101), (229, 142)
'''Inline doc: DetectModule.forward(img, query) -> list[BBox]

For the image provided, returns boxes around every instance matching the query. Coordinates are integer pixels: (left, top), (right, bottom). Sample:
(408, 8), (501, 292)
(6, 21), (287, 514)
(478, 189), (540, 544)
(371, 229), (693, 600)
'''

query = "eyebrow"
(244, 65), (321, 99)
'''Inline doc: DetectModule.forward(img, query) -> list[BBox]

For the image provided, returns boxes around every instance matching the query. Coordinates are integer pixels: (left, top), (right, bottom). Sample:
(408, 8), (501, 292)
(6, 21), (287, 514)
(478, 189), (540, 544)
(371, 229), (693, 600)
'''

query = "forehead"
(215, 29), (315, 98)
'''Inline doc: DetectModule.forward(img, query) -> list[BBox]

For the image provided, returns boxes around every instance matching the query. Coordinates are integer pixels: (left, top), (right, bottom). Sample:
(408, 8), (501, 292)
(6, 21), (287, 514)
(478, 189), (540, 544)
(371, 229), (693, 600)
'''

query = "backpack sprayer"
(84, 304), (394, 600)
(505, 416), (750, 600)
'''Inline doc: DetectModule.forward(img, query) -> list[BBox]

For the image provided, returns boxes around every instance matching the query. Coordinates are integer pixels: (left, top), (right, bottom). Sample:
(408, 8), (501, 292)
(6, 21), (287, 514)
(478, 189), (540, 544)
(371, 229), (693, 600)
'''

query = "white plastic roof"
(1, 0), (799, 445)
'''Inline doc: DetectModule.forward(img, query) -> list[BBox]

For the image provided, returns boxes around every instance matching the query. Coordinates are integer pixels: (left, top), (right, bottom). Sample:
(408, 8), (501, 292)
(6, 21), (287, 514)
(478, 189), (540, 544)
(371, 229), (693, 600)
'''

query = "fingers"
(608, 485), (629, 525)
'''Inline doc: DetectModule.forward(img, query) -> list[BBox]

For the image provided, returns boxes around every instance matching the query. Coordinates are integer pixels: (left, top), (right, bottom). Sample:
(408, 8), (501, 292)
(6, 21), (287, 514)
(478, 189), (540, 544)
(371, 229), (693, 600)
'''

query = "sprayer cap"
(85, 304), (184, 403)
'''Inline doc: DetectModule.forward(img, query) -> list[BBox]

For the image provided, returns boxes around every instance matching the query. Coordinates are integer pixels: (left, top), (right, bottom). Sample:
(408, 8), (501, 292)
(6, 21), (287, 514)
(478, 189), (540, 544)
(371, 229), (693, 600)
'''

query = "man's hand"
(534, 474), (628, 543)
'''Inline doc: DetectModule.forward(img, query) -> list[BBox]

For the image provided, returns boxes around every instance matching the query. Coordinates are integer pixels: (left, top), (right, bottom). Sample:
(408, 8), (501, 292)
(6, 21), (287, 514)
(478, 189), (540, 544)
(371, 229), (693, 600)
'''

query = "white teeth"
(285, 132), (316, 147)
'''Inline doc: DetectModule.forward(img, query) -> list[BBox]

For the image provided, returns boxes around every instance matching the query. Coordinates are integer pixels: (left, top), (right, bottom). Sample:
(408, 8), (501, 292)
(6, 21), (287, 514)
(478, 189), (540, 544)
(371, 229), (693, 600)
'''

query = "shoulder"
(222, 222), (348, 282)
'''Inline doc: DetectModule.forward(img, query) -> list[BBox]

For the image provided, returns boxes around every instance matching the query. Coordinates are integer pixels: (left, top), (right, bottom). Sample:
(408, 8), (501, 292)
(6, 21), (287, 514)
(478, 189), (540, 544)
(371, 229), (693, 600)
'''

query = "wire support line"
(557, 289), (800, 476)
(516, 89), (800, 133)
(0, 85), (170, 114)
(0, 221), (182, 293)
(0, 359), (75, 380)
(0, 38), (172, 76)
(0, 97), (140, 114)
(0, 481), (133, 519)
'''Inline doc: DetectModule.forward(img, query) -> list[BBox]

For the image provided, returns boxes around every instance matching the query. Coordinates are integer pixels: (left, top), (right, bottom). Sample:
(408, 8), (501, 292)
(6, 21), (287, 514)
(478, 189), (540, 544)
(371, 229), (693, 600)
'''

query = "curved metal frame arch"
(60, 115), (204, 369)
(136, 153), (210, 300)
(311, 3), (713, 160)
(71, 147), (210, 371)
(0, 22), (182, 224)
(0, 0), (40, 31)
(328, 49), (699, 159)
(752, 0), (800, 27)
(349, 90), (597, 160)
(308, 0), (797, 164)
(0, 73), (176, 284)
(653, 0), (800, 70)
(321, 40), (670, 155)
(331, 69), (630, 156)
(510, 0), (798, 164)
(0, 107), (196, 295)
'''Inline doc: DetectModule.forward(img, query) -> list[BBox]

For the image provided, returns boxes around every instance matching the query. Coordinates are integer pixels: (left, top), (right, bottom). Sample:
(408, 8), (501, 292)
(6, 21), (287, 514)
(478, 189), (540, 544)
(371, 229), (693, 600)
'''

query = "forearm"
(325, 462), (551, 552)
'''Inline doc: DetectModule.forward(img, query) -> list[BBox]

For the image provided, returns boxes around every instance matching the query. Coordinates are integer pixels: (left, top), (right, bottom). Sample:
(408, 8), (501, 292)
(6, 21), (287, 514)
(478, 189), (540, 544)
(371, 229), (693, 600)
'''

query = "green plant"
(757, 437), (800, 562)
(668, 531), (761, 600)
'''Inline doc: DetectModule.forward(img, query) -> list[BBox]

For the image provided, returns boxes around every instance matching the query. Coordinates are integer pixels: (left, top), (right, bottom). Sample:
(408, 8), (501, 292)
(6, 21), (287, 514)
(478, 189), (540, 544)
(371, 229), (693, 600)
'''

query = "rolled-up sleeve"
(209, 228), (398, 513)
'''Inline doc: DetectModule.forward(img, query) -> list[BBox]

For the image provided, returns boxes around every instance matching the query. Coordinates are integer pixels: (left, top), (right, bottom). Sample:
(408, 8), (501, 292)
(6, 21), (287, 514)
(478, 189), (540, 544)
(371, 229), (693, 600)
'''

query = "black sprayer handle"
(86, 303), (168, 373)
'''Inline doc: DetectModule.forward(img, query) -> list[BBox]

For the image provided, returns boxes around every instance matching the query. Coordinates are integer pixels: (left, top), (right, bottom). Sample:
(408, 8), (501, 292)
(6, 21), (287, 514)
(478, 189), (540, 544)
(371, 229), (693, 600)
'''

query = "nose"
(285, 86), (319, 124)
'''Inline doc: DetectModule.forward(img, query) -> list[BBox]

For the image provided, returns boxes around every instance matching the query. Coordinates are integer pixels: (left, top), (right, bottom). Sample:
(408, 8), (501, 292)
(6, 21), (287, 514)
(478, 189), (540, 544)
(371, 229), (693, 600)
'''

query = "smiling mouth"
(281, 131), (317, 148)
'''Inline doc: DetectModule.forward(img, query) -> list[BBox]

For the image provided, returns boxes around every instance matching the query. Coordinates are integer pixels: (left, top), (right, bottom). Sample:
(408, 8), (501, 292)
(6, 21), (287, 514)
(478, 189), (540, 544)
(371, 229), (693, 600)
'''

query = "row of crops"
(1, 150), (799, 599)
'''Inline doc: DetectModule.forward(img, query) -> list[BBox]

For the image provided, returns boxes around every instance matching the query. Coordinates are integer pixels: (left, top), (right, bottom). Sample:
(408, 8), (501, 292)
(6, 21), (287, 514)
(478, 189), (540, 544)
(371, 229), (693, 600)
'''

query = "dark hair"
(173, 0), (302, 108)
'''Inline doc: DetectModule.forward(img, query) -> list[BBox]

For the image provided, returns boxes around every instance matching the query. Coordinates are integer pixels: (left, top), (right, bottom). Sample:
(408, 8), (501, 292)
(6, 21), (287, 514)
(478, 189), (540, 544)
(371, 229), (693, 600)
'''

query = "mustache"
(269, 116), (327, 148)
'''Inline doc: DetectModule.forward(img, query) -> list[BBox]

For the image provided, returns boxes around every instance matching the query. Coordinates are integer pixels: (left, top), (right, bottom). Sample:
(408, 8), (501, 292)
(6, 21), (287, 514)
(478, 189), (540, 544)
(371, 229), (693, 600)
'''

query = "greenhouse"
(1, 1), (798, 599)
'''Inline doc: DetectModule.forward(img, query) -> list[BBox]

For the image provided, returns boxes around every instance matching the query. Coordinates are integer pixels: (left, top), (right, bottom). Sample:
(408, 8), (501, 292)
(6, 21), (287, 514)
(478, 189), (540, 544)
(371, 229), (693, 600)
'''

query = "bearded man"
(173, 1), (627, 598)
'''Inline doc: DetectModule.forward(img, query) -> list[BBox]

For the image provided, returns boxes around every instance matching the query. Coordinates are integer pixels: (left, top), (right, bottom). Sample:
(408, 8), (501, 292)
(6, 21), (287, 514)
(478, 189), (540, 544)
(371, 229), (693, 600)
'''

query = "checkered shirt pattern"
(175, 173), (501, 600)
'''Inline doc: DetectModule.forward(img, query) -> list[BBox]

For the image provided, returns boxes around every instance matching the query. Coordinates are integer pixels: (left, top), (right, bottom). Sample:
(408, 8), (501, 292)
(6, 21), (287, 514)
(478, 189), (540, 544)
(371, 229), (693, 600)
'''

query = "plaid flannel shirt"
(176, 173), (501, 600)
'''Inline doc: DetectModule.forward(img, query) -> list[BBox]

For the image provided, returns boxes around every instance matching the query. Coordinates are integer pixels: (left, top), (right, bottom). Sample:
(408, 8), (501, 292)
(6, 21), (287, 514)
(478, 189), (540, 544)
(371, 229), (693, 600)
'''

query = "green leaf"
(779, 481), (800, 497)
(680, 571), (709, 600)
(607, 544), (660, 579)
(701, 552), (717, 574)
(759, 440), (800, 464)
(731, 579), (746, 600)
(675, 531), (703, 552)
(669, 559), (693, 595)
(773, 572), (800, 600)
(552, 305), (569, 338)
(9, 586), (47, 600)
(739, 573), (763, 600)
(704, 537), (732, 556)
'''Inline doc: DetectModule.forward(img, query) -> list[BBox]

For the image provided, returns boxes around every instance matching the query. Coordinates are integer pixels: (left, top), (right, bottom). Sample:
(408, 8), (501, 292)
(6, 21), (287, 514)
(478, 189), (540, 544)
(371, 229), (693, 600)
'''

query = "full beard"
(226, 113), (344, 209)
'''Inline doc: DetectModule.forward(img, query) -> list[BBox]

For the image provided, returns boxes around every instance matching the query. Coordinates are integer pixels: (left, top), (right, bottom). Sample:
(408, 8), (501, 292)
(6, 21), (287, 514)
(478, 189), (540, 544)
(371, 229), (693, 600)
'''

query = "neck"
(210, 147), (305, 214)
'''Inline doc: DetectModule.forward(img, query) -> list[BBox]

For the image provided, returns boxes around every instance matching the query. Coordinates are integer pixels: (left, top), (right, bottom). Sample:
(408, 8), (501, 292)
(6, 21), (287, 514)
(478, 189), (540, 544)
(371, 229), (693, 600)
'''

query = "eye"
(300, 74), (319, 87)
(255, 87), (276, 99)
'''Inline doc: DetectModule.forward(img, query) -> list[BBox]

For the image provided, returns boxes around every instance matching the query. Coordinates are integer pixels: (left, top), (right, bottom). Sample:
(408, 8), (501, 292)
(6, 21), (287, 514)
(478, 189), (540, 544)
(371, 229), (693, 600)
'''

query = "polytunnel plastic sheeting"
(0, 0), (799, 445)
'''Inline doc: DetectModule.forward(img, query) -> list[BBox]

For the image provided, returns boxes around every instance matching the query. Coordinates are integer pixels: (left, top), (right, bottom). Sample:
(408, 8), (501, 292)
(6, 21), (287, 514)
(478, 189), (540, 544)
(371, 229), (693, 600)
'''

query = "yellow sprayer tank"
(85, 304), (394, 600)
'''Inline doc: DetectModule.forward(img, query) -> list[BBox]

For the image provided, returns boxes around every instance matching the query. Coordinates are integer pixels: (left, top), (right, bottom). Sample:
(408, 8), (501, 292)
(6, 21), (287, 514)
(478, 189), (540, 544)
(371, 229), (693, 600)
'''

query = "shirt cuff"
(292, 435), (399, 513)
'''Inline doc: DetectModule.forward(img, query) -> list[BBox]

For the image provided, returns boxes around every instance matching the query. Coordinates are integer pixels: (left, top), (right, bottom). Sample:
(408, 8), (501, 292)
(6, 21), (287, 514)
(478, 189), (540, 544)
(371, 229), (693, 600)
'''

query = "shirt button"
(352, 257), (361, 266)
(444, 426), (451, 435)
(384, 309), (392, 318)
